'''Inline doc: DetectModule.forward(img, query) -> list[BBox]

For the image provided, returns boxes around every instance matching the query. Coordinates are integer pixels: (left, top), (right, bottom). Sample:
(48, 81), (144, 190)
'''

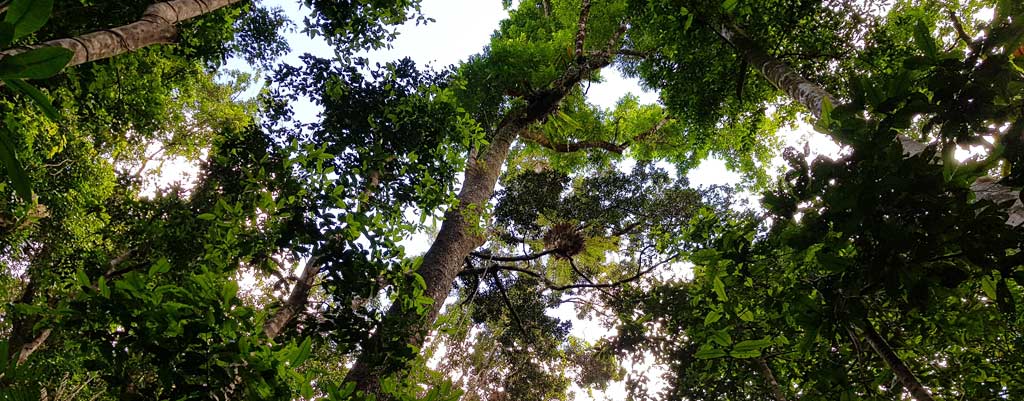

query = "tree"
(613, 0), (1024, 400)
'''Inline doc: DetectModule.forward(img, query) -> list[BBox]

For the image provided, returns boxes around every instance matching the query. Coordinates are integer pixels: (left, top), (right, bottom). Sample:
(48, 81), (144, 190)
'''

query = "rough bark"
(263, 255), (322, 338)
(0, 0), (244, 68)
(756, 357), (788, 401)
(713, 20), (834, 120)
(342, 42), (619, 401)
(858, 319), (936, 401)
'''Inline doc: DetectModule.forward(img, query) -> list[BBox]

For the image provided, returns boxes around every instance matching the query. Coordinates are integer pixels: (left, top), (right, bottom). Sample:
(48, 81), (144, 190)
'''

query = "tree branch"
(492, 271), (529, 338)
(469, 248), (560, 262)
(857, 318), (936, 401)
(520, 130), (626, 154)
(755, 357), (788, 401)
(946, 9), (974, 48)
(264, 254), (324, 338)
(574, 0), (592, 58)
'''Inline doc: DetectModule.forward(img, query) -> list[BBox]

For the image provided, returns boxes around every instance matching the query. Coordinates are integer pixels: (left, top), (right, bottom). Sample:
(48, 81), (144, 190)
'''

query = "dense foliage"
(1, 0), (1021, 400)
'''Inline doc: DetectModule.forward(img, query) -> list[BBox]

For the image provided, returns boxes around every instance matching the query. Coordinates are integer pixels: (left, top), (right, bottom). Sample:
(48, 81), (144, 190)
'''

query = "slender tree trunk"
(712, 20), (834, 120)
(342, 49), (618, 399)
(857, 319), (936, 401)
(263, 255), (322, 338)
(756, 357), (788, 401)
(0, 0), (244, 68)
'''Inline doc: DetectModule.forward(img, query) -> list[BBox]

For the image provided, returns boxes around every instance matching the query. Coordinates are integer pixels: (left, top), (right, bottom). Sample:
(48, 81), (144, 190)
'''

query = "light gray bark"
(263, 256), (322, 338)
(858, 320), (936, 401)
(0, 0), (243, 68)
(342, 42), (620, 400)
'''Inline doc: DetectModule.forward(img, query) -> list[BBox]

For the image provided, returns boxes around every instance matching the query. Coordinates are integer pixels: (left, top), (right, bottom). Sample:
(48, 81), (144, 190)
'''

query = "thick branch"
(713, 20), (835, 119)
(857, 319), (936, 401)
(0, 0), (243, 68)
(946, 9), (974, 48)
(520, 130), (625, 154)
(459, 261), (658, 292)
(574, 0), (591, 57)
(16, 329), (50, 364)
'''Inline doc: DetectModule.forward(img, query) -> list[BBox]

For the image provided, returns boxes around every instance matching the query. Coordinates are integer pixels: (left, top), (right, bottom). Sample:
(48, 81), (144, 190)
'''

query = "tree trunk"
(342, 52), (617, 398)
(0, 0), (244, 68)
(756, 357), (788, 401)
(263, 255), (322, 338)
(712, 20), (834, 120)
(858, 319), (936, 401)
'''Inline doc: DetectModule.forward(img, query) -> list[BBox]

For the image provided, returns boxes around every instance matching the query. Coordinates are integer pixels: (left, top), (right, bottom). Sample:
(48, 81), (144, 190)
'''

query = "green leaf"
(732, 338), (772, 352)
(694, 345), (727, 359)
(221, 281), (238, 304)
(291, 337), (312, 366)
(729, 348), (762, 358)
(197, 213), (216, 220)
(739, 309), (754, 322)
(704, 310), (722, 326)
(413, 272), (427, 290)
(981, 276), (998, 300)
(3, 78), (59, 120)
(713, 276), (728, 301)
(721, 0), (739, 12)
(818, 96), (834, 128)
(74, 268), (89, 288)
(0, 47), (73, 79)
(710, 330), (733, 347)
(4, 0), (54, 43)
(0, 126), (31, 201)
(913, 20), (938, 60)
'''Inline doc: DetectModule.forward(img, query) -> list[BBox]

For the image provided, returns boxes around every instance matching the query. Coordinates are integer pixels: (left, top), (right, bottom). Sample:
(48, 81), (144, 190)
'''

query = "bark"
(0, 0), (244, 68)
(713, 20), (834, 120)
(858, 319), (936, 401)
(756, 357), (788, 401)
(263, 256), (322, 338)
(342, 42), (619, 401)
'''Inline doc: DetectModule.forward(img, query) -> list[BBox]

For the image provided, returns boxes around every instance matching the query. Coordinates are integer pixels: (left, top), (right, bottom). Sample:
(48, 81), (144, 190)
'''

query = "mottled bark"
(713, 20), (834, 119)
(0, 0), (243, 68)
(263, 256), (322, 338)
(343, 40), (619, 400)
(858, 320), (936, 401)
(756, 357), (788, 401)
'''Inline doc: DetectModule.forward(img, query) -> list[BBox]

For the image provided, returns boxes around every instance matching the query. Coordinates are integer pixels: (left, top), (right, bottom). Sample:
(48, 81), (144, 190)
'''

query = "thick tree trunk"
(0, 0), (243, 68)
(858, 320), (936, 401)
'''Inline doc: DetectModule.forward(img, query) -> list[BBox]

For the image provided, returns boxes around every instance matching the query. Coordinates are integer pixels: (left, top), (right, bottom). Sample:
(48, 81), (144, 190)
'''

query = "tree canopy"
(0, 0), (1022, 400)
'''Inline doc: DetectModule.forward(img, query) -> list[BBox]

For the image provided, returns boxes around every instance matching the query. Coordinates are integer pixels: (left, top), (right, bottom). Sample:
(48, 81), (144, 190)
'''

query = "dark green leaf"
(694, 345), (727, 359)
(0, 47), (73, 79)
(291, 337), (312, 366)
(0, 126), (31, 201)
(3, 78), (59, 120)
(913, 20), (938, 60)
(4, 0), (54, 42)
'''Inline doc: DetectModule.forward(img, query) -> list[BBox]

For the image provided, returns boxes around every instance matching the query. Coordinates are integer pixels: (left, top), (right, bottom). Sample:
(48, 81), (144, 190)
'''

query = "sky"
(220, 0), (832, 399)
